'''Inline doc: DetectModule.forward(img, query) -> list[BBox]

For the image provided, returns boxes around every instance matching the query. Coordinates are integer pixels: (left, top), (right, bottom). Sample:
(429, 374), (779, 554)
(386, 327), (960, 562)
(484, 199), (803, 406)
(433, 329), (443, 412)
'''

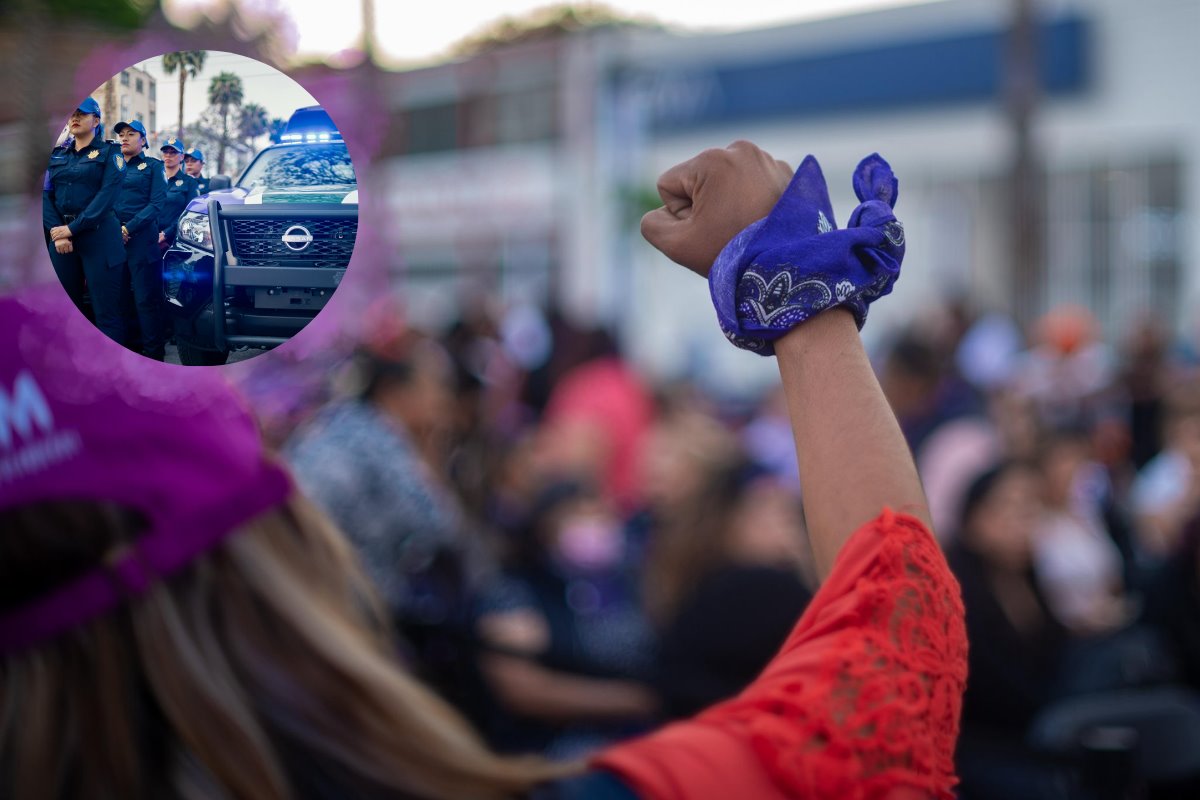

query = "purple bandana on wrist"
(708, 153), (905, 355)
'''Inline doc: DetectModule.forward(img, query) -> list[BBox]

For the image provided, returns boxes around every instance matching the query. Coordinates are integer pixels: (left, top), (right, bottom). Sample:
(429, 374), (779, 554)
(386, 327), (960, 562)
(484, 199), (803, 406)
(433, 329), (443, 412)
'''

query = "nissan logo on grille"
(281, 224), (314, 251)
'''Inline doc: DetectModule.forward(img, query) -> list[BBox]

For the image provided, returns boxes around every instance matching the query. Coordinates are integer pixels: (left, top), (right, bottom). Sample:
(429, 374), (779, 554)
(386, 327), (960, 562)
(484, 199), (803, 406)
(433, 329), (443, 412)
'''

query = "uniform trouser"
(124, 228), (166, 360)
(48, 234), (126, 346)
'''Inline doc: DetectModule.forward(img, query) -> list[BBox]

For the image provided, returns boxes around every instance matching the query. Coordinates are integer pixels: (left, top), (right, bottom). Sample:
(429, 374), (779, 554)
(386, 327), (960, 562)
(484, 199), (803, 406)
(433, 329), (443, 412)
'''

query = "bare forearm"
(638, 142), (924, 577)
(483, 655), (659, 722)
(775, 309), (930, 579)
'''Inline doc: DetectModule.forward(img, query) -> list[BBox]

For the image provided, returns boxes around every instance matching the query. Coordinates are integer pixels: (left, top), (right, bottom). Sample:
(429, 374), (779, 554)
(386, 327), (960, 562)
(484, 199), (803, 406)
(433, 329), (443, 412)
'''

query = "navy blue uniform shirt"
(158, 170), (199, 241)
(194, 175), (210, 195)
(43, 137), (126, 266)
(116, 152), (166, 237)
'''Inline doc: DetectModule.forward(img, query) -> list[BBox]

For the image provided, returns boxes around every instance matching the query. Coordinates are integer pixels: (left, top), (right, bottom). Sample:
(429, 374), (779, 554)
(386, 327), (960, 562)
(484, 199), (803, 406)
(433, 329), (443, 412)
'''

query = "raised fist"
(641, 140), (793, 276)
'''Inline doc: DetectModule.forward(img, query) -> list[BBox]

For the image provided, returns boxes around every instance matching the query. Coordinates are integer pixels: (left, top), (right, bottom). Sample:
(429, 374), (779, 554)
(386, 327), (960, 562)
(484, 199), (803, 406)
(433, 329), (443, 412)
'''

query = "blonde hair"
(0, 494), (578, 799)
(642, 412), (747, 624)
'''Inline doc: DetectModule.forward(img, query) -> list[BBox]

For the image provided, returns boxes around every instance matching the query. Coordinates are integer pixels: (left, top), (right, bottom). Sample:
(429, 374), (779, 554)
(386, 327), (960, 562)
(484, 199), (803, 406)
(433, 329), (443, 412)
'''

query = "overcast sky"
(141, 0), (936, 139)
(372, 0), (938, 65)
(163, 0), (938, 67)
(134, 51), (317, 137)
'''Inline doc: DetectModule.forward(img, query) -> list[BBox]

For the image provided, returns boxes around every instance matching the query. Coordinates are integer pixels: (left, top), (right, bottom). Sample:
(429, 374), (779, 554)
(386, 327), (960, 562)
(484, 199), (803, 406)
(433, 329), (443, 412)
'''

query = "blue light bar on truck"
(280, 132), (335, 142)
(282, 106), (341, 142)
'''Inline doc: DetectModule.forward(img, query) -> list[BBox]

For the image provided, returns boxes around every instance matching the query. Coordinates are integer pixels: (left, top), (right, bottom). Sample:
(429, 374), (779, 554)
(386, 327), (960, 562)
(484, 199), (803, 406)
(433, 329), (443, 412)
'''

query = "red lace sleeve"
(592, 509), (967, 800)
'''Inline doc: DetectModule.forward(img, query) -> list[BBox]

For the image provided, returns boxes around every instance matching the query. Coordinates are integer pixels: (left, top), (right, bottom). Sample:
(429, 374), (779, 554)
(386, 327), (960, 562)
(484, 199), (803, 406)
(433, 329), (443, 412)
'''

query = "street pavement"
(165, 343), (265, 366)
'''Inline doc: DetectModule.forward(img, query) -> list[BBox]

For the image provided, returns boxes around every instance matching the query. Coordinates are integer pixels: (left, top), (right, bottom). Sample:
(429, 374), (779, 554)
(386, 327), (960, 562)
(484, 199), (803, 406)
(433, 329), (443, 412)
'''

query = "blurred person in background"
(473, 480), (658, 758)
(1144, 513), (1200, 693)
(650, 456), (814, 719)
(283, 332), (489, 704)
(629, 407), (743, 569)
(741, 384), (802, 493)
(437, 294), (536, 530)
(878, 330), (947, 455)
(519, 308), (592, 416)
(1120, 314), (1174, 471)
(1016, 305), (1117, 430)
(539, 328), (655, 515)
(1030, 426), (1180, 701)
(947, 462), (1069, 800)
(918, 313), (1025, 544)
(481, 430), (553, 555)
(917, 417), (1002, 546)
(1131, 376), (1200, 560)
(2, 139), (967, 799)
(1033, 425), (1133, 636)
(878, 328), (980, 459)
(988, 385), (1044, 463)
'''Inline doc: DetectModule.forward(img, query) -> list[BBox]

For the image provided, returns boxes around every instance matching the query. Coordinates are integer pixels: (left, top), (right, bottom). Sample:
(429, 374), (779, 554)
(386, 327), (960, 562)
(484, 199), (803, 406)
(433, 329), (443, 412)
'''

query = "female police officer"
(43, 96), (128, 345)
(157, 136), (199, 251)
(113, 119), (167, 360)
(183, 147), (210, 194)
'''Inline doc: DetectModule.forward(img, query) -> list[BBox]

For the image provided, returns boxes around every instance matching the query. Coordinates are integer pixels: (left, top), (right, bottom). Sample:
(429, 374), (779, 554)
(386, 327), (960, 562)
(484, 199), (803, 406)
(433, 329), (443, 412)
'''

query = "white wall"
(613, 0), (1200, 384)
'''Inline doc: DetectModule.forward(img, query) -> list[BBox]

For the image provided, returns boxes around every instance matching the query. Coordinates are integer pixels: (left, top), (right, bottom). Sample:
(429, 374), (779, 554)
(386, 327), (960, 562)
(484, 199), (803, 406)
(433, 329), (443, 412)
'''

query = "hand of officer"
(122, 226), (130, 245)
(54, 238), (73, 255)
(159, 231), (165, 245)
(641, 140), (793, 277)
(49, 225), (72, 242)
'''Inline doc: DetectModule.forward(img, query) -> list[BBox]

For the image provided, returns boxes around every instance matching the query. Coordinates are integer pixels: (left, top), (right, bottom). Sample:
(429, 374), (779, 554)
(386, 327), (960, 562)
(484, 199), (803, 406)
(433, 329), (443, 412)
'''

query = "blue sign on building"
(626, 15), (1090, 129)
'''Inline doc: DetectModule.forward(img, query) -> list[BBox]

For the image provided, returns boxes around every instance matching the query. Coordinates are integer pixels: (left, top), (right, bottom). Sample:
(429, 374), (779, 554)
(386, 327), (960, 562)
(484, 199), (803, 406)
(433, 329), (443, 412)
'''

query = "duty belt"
(61, 214), (77, 223)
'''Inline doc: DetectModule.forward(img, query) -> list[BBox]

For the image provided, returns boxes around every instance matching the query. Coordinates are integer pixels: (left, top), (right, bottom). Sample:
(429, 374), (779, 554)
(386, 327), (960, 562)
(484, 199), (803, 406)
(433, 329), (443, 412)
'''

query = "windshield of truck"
(237, 143), (356, 192)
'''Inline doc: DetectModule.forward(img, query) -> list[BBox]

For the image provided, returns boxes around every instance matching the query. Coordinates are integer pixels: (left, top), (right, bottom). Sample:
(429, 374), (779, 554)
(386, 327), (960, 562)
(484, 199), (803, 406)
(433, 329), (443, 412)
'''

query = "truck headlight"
(177, 211), (213, 250)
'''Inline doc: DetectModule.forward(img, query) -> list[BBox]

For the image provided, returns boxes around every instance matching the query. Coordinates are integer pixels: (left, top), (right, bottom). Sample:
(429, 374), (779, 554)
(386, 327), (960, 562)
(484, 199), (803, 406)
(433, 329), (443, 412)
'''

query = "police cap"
(113, 119), (148, 139)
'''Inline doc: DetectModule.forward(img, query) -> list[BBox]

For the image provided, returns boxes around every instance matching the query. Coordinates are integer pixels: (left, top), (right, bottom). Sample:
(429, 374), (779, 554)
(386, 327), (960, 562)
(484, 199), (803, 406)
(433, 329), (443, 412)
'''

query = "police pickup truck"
(163, 106), (357, 366)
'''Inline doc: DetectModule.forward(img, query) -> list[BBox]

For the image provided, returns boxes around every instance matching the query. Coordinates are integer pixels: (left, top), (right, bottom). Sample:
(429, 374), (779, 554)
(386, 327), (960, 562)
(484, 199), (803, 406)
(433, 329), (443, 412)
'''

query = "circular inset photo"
(43, 51), (358, 366)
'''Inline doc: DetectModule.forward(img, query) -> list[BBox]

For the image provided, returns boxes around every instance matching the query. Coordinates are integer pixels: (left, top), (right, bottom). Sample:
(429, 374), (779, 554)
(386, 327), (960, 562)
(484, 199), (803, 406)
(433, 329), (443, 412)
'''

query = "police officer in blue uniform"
(43, 96), (128, 345)
(183, 147), (210, 195)
(157, 137), (199, 251)
(113, 119), (167, 360)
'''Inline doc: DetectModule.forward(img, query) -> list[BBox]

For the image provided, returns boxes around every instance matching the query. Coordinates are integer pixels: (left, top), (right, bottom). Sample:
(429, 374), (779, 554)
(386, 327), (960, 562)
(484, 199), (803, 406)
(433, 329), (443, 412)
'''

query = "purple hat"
(0, 285), (291, 655)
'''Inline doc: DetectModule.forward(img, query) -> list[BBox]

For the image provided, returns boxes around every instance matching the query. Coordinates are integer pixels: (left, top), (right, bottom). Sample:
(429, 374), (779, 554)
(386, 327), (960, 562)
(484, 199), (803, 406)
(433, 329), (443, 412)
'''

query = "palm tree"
(161, 51), (207, 137)
(268, 117), (287, 144)
(208, 71), (245, 174)
(238, 102), (269, 149)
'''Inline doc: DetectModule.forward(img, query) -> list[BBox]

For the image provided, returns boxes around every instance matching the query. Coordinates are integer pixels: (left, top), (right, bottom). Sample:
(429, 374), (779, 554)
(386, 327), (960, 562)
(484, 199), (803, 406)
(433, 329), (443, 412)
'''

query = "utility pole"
(103, 78), (117, 127)
(1006, 0), (1044, 326)
(15, 0), (50, 285)
(361, 0), (377, 65)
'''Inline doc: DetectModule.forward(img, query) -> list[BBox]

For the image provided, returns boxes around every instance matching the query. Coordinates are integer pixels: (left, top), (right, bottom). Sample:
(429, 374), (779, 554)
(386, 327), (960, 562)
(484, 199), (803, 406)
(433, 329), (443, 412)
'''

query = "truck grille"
(227, 217), (357, 268)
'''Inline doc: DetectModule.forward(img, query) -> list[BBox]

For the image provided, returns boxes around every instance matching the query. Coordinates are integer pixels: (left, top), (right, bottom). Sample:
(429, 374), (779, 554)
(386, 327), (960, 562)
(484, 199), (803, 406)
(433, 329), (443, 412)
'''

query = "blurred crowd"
(240, 293), (1200, 800)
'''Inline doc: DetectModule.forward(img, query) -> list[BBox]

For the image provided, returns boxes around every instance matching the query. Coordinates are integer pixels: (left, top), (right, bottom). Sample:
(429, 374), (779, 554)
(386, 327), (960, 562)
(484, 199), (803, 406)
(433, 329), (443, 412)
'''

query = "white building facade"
(384, 0), (1198, 388)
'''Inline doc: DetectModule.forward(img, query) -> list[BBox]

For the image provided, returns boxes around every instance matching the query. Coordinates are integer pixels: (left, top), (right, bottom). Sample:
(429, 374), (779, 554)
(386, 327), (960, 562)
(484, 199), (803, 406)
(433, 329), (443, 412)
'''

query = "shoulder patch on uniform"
(87, 149), (99, 159)
(114, 154), (125, 170)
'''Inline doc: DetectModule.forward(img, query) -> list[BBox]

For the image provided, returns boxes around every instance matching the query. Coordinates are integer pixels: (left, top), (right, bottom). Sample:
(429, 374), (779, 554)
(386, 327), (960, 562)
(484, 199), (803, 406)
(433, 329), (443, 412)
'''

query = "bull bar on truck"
(207, 199), (353, 351)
